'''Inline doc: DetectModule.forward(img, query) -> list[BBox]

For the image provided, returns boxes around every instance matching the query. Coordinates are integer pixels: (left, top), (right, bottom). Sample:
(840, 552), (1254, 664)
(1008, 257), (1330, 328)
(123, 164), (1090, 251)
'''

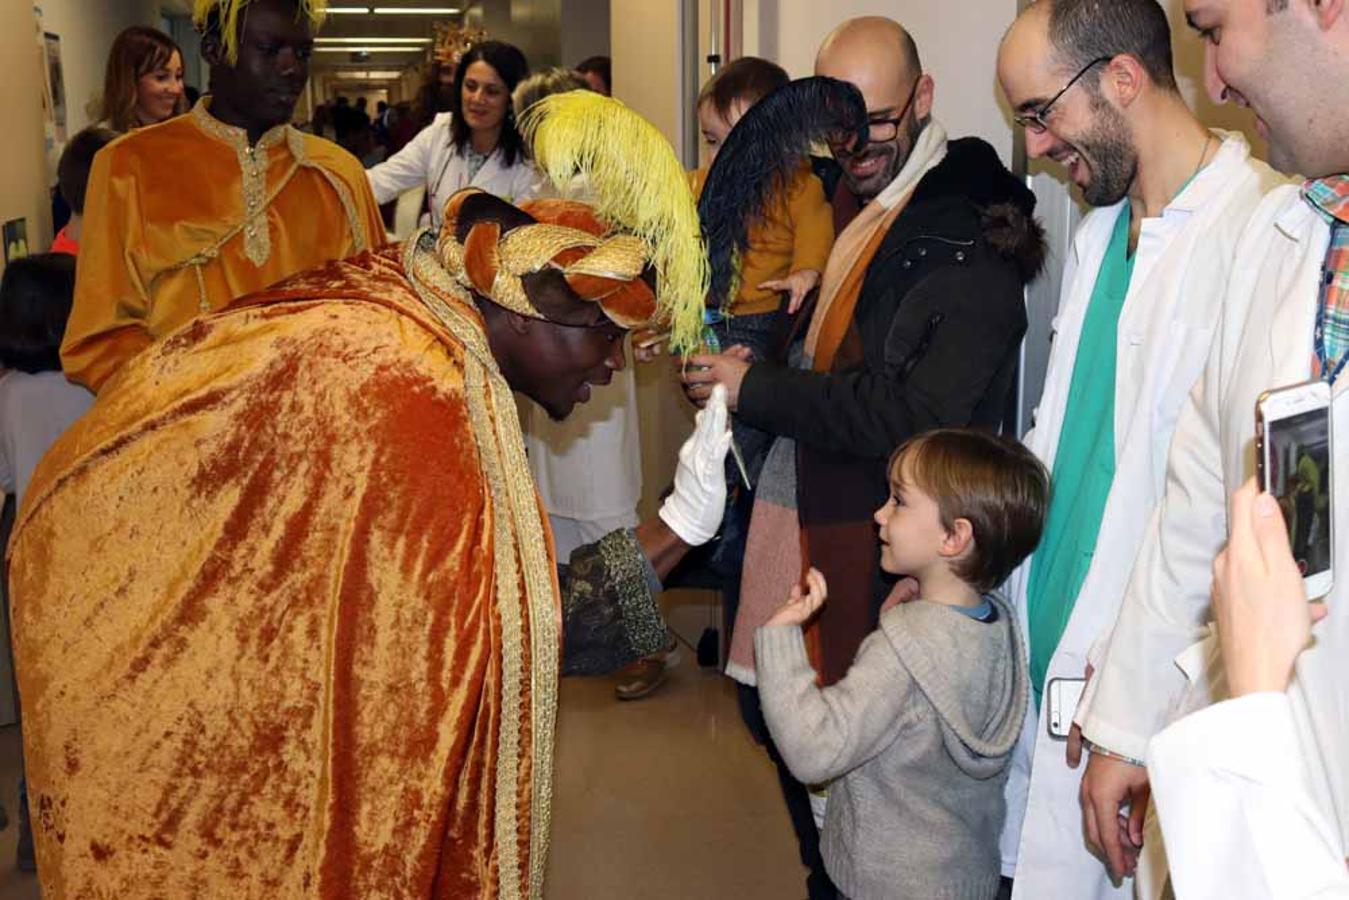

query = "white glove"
(659, 384), (733, 546)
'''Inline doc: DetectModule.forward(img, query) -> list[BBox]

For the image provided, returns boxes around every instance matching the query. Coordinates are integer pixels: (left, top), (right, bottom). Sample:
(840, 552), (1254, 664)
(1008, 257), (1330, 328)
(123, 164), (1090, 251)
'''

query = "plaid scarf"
(1303, 175), (1349, 383)
(727, 123), (949, 686)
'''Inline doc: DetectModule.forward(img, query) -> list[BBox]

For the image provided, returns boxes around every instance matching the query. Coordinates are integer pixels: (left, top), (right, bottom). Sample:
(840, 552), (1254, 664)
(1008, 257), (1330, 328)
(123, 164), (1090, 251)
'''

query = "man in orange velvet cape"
(8, 186), (727, 899)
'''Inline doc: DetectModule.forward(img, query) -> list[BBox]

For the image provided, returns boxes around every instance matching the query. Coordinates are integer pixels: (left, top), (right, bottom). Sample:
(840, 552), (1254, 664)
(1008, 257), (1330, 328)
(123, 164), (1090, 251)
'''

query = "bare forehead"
(998, 10), (1066, 99)
(463, 61), (506, 87)
(816, 51), (910, 110)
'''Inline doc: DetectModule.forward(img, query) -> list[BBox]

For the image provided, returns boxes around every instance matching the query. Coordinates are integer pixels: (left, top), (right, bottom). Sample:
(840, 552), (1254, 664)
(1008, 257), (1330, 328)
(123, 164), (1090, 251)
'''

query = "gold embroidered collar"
(190, 99), (293, 267)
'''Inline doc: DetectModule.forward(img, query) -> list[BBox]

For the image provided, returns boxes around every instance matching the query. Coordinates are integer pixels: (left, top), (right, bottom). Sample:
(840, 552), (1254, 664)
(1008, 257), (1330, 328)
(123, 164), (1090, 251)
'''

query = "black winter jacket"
(737, 137), (1046, 460)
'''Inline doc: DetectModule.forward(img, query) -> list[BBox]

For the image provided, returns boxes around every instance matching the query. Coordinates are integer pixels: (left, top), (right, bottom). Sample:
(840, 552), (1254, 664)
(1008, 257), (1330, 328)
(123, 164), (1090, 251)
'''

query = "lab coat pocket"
(1167, 627), (1224, 725)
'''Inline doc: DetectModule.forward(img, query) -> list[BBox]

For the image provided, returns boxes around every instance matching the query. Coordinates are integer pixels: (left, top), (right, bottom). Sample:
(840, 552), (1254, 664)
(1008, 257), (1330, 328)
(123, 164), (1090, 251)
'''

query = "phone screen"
(1265, 408), (1332, 581)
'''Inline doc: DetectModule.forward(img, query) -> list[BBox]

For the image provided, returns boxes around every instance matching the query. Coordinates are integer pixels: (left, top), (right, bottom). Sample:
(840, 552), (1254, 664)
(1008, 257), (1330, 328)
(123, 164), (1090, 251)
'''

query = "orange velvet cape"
(10, 237), (561, 898)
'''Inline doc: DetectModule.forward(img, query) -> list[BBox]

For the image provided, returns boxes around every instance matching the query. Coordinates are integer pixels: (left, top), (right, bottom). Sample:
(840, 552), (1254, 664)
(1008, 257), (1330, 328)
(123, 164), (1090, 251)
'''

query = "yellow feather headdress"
(519, 91), (709, 354)
(193, 0), (329, 66)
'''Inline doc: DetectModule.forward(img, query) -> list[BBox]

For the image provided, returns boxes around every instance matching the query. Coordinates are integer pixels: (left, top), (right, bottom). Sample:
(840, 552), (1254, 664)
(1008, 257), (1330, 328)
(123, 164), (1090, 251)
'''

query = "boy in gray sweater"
(755, 429), (1049, 900)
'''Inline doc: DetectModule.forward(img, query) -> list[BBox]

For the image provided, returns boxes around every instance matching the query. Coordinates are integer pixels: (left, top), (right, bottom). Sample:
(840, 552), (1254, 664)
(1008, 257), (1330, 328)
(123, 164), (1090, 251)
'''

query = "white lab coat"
(1078, 183), (1349, 895)
(514, 174), (643, 543)
(365, 113), (542, 228)
(1002, 133), (1286, 898)
(520, 363), (642, 525)
(1149, 693), (1349, 899)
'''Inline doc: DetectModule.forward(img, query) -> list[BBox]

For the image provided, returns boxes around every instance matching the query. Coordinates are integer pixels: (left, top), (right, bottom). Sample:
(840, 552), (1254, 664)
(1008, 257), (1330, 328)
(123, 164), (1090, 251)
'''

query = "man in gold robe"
(11, 93), (725, 898)
(61, 0), (386, 392)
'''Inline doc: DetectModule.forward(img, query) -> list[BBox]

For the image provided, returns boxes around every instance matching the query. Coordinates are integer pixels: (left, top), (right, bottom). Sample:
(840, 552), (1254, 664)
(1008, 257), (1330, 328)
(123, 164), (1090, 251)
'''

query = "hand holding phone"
(1256, 380), (1334, 598)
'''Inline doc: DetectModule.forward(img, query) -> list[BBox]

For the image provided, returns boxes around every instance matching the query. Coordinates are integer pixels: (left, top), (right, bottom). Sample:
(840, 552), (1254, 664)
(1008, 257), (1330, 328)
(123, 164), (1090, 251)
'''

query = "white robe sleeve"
(1149, 693), (1349, 899)
(366, 118), (443, 205)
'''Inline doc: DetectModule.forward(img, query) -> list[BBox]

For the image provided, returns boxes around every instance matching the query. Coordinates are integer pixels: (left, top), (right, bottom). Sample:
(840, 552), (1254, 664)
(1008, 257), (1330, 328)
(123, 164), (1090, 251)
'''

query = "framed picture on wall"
(4, 219), (30, 264)
(43, 31), (67, 143)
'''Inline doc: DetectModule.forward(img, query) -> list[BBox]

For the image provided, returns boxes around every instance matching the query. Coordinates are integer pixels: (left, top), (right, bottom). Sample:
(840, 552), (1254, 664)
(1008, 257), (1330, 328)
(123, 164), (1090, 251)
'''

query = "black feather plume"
(698, 76), (868, 311)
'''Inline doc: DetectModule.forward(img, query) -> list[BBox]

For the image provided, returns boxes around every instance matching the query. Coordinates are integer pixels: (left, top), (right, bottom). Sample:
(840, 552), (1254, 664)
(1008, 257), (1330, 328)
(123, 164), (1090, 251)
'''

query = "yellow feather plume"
(193, 0), (329, 66)
(519, 91), (709, 354)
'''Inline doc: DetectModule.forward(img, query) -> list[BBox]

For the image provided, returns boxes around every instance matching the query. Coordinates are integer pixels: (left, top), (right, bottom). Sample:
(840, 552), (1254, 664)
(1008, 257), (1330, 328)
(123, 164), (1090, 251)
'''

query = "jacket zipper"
(897, 312), (947, 380)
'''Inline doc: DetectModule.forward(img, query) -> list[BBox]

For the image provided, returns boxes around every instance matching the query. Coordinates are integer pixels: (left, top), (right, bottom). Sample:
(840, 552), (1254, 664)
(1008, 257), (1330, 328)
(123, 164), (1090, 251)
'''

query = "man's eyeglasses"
(830, 75), (923, 149)
(1013, 56), (1112, 134)
(867, 75), (923, 144)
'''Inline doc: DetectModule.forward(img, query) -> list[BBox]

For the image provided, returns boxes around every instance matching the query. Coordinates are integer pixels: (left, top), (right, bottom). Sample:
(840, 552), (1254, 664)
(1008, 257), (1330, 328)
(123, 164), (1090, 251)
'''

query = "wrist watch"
(1081, 736), (1146, 769)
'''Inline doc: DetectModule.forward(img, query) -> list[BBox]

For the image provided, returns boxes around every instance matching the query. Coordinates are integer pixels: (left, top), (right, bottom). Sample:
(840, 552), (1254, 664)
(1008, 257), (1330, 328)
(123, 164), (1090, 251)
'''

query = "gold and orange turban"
(433, 91), (709, 353)
(437, 191), (660, 331)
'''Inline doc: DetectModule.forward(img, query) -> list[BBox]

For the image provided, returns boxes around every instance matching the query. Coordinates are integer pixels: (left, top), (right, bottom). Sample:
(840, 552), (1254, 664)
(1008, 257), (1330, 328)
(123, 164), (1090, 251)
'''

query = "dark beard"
(839, 118), (926, 200)
(1078, 99), (1138, 207)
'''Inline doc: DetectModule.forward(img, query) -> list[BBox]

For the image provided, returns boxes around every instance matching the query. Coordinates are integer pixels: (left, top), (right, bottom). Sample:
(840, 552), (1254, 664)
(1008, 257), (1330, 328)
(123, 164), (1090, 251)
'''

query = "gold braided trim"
(562, 234), (648, 281)
(490, 329), (560, 900)
(495, 224), (599, 275)
(288, 128), (370, 255)
(435, 220), (650, 323)
(470, 358), (525, 900)
(487, 268), (537, 322)
(192, 101), (288, 266)
(403, 233), (558, 900)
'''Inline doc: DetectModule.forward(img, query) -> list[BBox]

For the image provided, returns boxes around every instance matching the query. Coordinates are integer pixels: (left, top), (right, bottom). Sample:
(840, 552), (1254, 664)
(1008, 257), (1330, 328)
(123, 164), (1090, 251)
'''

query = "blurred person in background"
(576, 54), (611, 95)
(368, 40), (539, 229)
(50, 126), (117, 256)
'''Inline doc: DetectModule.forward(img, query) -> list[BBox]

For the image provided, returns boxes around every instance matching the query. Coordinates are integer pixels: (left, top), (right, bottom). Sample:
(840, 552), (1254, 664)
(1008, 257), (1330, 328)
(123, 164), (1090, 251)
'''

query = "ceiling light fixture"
(314, 46), (423, 53)
(371, 7), (462, 14)
(315, 36), (431, 44)
(329, 71), (405, 80)
(326, 6), (371, 12)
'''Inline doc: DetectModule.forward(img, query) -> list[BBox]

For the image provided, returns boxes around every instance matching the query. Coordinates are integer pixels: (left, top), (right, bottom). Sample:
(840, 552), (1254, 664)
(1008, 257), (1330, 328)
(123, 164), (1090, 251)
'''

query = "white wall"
(610, 0), (698, 516)
(465, 0), (564, 69)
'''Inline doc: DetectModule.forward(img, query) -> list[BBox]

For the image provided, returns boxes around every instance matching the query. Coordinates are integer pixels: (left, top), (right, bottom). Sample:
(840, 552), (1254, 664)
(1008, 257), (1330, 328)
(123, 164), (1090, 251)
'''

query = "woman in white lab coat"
(366, 40), (541, 228)
(1148, 480), (1348, 899)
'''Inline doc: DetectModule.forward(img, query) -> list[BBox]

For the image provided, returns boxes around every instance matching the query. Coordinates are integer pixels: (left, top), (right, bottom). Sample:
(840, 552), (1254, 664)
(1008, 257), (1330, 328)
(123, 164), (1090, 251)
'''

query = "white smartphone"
(1046, 677), (1087, 739)
(1256, 380), (1334, 599)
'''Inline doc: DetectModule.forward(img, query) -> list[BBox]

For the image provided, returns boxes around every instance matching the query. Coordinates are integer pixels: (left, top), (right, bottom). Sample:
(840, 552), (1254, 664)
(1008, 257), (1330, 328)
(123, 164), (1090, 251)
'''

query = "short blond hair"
(513, 67), (589, 116)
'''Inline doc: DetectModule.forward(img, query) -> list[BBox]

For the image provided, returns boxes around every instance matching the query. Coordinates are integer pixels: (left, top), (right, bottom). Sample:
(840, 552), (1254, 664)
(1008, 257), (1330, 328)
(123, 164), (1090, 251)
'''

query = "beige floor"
(546, 658), (806, 899)
(0, 629), (807, 899)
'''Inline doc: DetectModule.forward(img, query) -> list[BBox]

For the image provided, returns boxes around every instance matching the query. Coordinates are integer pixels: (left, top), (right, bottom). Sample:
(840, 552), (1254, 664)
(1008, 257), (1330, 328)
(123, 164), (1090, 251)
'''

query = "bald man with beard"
(684, 16), (1046, 899)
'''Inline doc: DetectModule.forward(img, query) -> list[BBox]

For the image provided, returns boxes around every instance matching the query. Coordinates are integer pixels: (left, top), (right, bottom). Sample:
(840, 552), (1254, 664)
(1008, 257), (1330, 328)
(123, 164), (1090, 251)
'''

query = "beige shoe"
(614, 645), (679, 701)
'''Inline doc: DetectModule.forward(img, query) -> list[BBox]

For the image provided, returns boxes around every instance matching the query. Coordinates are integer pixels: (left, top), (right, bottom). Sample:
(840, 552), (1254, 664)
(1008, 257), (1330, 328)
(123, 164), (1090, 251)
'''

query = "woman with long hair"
(93, 26), (188, 133)
(367, 40), (539, 228)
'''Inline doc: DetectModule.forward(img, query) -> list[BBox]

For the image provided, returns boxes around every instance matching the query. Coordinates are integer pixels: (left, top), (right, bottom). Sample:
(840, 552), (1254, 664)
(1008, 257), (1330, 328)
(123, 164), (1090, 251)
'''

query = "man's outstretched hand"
(680, 345), (755, 410)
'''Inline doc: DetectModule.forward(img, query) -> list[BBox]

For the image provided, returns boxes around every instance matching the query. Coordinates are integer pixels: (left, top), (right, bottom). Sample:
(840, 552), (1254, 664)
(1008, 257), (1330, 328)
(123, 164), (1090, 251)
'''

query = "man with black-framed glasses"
(994, 1), (1285, 898)
(683, 16), (1047, 898)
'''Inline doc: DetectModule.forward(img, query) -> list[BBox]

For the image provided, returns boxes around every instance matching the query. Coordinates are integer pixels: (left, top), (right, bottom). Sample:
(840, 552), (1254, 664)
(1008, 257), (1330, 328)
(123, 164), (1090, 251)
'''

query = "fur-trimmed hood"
(909, 136), (1048, 282)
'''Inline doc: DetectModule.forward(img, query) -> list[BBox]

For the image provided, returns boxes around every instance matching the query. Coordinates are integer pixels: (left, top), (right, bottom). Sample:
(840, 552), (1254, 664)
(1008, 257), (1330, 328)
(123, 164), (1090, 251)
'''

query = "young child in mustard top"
(688, 57), (836, 587)
(691, 57), (835, 363)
